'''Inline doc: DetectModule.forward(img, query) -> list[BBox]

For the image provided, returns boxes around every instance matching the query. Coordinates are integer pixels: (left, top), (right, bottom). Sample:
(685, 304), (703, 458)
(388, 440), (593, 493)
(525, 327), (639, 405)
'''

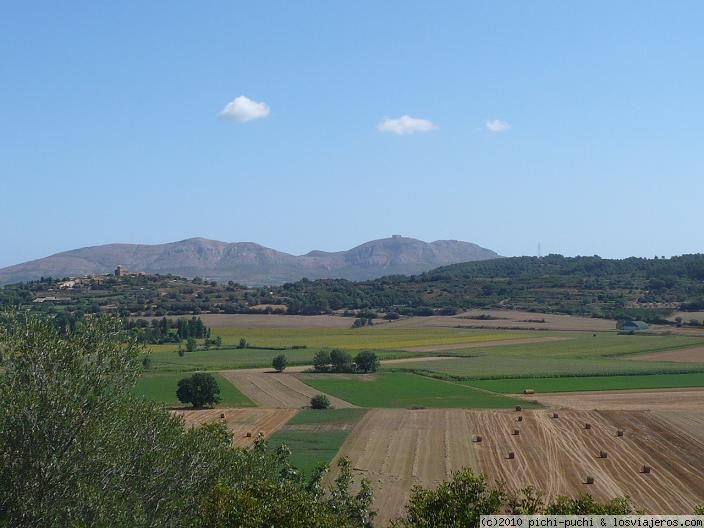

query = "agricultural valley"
(124, 310), (704, 524)
(3, 255), (704, 523)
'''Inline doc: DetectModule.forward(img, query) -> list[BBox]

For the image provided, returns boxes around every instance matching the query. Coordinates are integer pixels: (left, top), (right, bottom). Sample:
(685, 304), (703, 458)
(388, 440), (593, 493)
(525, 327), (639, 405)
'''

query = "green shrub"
(310, 394), (331, 409)
(272, 354), (288, 372)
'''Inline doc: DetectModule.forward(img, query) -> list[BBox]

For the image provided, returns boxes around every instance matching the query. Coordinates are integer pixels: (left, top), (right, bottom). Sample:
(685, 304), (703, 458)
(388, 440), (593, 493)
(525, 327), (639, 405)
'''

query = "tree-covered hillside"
(2, 254), (704, 322)
(279, 254), (704, 320)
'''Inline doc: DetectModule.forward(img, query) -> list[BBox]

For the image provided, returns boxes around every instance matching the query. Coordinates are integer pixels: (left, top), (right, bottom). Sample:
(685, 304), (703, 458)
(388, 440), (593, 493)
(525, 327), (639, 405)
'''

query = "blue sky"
(2, 1), (703, 268)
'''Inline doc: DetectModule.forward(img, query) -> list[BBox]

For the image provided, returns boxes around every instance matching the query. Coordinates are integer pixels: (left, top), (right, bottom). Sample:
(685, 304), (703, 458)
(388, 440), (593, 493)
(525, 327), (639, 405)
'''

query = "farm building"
(617, 320), (649, 332)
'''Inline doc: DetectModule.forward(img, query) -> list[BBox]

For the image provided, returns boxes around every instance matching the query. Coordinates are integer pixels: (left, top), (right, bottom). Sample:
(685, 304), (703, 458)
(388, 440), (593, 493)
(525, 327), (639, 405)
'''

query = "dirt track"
(391, 310), (617, 332)
(402, 336), (569, 352)
(172, 407), (296, 448)
(330, 409), (704, 525)
(628, 347), (704, 363)
(521, 388), (704, 411)
(221, 371), (355, 408)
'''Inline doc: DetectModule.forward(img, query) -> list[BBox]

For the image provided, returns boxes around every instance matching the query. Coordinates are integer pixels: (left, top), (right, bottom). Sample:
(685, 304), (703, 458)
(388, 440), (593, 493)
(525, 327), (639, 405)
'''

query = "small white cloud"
(219, 96), (270, 122)
(377, 115), (436, 135)
(484, 119), (511, 133)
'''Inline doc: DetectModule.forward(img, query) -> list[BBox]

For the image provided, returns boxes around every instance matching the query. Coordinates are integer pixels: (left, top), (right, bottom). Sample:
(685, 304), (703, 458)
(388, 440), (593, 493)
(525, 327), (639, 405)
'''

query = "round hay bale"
(245, 432), (252, 438)
(641, 465), (651, 474)
(512, 429), (520, 436)
(584, 423), (591, 430)
(515, 405), (522, 411)
(507, 451), (515, 460)
(598, 450), (608, 459)
(552, 412), (559, 419)
(517, 416), (523, 422)
(584, 476), (594, 485)
(472, 435), (482, 443)
(523, 389), (535, 395)
(220, 413), (226, 419)
(617, 429), (624, 437)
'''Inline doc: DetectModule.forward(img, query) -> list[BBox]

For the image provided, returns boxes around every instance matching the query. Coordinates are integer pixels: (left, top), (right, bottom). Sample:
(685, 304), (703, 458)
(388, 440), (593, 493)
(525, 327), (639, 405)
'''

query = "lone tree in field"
(238, 337), (248, 349)
(185, 336), (197, 352)
(310, 394), (331, 409)
(354, 351), (379, 373)
(176, 373), (221, 408)
(272, 354), (288, 372)
(313, 349), (331, 372)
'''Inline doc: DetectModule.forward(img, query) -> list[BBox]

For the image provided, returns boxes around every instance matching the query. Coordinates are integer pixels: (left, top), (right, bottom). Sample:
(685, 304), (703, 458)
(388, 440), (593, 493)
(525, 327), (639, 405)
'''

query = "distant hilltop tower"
(115, 265), (126, 277)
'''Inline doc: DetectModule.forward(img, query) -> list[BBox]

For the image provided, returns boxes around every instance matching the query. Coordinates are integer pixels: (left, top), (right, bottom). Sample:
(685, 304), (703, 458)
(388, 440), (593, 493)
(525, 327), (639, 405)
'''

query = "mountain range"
(0, 236), (499, 286)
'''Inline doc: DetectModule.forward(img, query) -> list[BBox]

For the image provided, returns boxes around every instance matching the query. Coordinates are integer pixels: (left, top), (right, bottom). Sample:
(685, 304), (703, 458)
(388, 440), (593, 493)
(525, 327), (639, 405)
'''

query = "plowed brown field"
(330, 409), (704, 525)
(221, 371), (355, 408)
(523, 388), (704, 411)
(628, 347), (704, 363)
(173, 407), (296, 448)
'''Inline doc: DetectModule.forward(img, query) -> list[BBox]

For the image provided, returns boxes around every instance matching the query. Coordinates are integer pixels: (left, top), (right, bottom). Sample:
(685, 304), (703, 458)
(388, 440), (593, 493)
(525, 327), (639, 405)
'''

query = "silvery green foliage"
(0, 312), (375, 528)
(0, 313), (229, 526)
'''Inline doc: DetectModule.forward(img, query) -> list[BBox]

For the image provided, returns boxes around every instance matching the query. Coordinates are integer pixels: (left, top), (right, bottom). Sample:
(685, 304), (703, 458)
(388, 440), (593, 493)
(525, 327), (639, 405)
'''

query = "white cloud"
(219, 96), (270, 122)
(377, 115), (436, 135)
(484, 119), (511, 133)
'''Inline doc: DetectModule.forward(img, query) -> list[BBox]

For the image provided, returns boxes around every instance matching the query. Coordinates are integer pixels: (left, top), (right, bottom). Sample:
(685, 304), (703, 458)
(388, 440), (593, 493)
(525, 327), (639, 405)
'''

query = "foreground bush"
(391, 468), (639, 528)
(0, 312), (374, 528)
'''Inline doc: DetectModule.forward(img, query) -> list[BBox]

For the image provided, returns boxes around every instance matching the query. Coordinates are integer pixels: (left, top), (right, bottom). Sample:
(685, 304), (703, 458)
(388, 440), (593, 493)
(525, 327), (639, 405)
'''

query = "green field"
(300, 372), (534, 409)
(143, 327), (556, 372)
(148, 326), (533, 353)
(464, 372), (704, 393)
(267, 408), (367, 478)
(132, 372), (255, 407)
(384, 334), (704, 379)
(145, 347), (425, 372)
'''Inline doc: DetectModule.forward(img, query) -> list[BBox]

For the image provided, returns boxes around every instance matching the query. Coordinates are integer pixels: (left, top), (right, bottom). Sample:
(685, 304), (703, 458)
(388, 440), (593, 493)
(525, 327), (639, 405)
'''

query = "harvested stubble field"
(221, 371), (355, 409)
(471, 409), (704, 513)
(172, 407), (297, 448)
(327, 409), (477, 526)
(328, 408), (704, 525)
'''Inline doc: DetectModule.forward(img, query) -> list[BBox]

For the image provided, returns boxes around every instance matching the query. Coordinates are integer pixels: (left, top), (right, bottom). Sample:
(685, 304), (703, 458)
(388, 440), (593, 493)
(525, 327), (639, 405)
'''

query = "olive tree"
(0, 312), (375, 528)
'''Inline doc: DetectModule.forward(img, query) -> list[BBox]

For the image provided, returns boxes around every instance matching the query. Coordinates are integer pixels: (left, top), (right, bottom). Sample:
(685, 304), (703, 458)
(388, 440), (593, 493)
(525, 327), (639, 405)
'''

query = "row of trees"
(270, 350), (379, 374)
(313, 349), (379, 373)
(125, 316), (211, 344)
